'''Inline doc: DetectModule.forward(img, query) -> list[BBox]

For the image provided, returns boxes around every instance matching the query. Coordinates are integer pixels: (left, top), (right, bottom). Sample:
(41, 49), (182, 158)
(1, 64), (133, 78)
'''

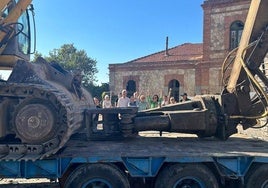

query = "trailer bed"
(57, 132), (268, 158)
(0, 132), (267, 188)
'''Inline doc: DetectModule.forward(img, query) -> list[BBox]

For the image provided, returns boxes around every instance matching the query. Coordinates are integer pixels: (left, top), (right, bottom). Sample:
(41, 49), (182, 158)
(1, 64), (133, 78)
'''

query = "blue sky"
(33, 0), (204, 84)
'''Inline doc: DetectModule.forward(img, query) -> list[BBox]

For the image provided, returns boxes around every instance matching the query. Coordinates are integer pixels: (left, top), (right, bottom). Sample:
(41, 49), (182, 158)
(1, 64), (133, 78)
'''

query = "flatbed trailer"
(0, 132), (267, 188)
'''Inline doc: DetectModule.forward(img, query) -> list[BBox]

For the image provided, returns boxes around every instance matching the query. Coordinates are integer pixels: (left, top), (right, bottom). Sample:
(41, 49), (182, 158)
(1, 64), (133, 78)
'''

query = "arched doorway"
(168, 79), (180, 102)
(126, 80), (136, 97)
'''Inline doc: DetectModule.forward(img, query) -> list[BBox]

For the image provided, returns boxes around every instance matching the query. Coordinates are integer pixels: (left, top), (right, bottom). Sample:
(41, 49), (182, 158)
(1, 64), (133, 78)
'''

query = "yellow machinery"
(0, 0), (94, 160)
(0, 0), (32, 68)
(221, 0), (268, 134)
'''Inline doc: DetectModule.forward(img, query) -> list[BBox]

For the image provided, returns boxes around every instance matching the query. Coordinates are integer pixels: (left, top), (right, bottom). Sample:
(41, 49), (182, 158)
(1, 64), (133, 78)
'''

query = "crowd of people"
(93, 89), (191, 111)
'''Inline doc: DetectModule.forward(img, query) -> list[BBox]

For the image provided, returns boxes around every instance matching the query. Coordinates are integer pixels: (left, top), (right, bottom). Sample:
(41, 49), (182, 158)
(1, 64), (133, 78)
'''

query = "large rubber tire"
(63, 163), (130, 188)
(245, 164), (268, 188)
(155, 164), (219, 188)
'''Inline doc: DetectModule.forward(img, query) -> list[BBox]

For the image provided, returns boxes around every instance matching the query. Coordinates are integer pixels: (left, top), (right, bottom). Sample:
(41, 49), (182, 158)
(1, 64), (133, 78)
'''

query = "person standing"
(93, 97), (101, 131)
(114, 92), (122, 107)
(138, 95), (149, 111)
(148, 94), (160, 109)
(161, 95), (169, 106)
(117, 89), (130, 107)
(102, 95), (112, 108)
(93, 97), (101, 108)
(169, 97), (177, 104)
(180, 93), (191, 102)
(128, 96), (138, 107)
(133, 91), (139, 103)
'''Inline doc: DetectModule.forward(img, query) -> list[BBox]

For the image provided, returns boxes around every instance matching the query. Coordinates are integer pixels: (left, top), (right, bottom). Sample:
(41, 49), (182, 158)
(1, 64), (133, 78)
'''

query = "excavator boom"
(0, 0), (32, 25)
(227, 0), (268, 93)
(221, 0), (268, 125)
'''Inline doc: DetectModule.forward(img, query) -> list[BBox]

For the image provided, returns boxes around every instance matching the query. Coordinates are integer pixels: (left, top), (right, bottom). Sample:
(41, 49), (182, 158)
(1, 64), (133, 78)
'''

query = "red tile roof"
(127, 43), (203, 64)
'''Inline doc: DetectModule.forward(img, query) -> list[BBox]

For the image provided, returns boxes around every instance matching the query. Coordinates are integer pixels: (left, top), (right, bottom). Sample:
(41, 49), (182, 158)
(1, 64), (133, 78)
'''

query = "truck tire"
(63, 163), (130, 188)
(155, 163), (219, 188)
(245, 164), (268, 188)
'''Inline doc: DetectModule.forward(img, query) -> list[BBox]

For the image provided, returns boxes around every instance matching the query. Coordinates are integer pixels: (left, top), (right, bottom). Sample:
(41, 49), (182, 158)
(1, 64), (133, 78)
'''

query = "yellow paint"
(227, 0), (261, 93)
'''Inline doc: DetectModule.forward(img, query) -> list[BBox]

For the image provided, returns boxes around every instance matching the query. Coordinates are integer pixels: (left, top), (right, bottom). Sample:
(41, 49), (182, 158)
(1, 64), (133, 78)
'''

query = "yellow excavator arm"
(0, 0), (32, 24)
(227, 0), (268, 93)
(0, 0), (32, 69)
(221, 0), (268, 131)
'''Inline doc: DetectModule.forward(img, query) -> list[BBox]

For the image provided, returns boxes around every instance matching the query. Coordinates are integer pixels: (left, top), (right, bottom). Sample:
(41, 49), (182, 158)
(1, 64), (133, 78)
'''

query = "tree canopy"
(37, 44), (98, 86)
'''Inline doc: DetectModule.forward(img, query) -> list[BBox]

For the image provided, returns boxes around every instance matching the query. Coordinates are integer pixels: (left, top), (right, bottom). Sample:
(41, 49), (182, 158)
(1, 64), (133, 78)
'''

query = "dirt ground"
(0, 179), (59, 188)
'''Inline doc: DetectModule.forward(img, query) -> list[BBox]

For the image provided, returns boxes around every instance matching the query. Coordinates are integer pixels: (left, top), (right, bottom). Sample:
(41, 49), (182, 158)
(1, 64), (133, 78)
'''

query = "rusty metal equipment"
(0, 57), (94, 160)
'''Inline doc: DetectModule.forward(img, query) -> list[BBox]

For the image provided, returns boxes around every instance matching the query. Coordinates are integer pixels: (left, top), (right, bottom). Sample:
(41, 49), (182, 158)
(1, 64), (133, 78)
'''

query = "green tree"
(46, 44), (98, 86)
(85, 82), (110, 99)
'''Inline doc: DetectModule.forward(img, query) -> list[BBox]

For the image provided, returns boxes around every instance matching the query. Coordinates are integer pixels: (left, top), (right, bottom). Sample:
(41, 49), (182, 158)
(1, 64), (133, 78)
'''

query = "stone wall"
(110, 65), (196, 98)
(201, 0), (250, 94)
(202, 0), (250, 61)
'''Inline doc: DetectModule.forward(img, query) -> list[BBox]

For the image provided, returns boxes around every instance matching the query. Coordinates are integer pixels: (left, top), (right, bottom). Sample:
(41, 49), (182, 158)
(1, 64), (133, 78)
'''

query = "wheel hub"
(175, 177), (204, 188)
(84, 179), (112, 188)
(28, 116), (41, 128)
(15, 103), (55, 144)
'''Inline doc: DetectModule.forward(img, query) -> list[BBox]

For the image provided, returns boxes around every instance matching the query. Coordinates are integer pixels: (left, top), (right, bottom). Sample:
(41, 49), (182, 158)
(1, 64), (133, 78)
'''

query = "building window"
(230, 21), (244, 50)
(126, 80), (136, 97)
(168, 79), (180, 102)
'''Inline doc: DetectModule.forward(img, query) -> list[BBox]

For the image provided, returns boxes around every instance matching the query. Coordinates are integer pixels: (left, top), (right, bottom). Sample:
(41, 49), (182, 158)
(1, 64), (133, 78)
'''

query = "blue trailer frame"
(0, 135), (267, 187)
(0, 156), (267, 179)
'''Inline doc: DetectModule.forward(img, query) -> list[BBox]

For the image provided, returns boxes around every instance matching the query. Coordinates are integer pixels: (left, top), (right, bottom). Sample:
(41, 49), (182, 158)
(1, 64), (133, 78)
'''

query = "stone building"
(109, 0), (250, 101)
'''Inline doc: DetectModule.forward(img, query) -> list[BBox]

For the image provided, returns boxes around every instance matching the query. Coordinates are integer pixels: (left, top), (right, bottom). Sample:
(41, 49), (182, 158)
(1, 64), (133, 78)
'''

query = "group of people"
(93, 94), (112, 109)
(93, 89), (191, 112)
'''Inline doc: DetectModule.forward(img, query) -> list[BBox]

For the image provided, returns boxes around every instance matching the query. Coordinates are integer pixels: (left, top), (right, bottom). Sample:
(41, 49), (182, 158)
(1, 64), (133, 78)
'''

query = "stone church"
(108, 0), (250, 101)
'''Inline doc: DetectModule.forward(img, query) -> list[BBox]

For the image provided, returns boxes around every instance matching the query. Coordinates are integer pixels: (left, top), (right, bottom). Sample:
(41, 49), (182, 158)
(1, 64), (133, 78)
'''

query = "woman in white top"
(102, 95), (112, 108)
(117, 89), (130, 107)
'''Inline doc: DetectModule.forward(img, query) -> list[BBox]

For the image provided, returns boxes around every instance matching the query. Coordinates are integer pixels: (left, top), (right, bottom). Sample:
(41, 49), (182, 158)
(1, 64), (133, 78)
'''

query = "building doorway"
(126, 80), (136, 97)
(168, 79), (180, 102)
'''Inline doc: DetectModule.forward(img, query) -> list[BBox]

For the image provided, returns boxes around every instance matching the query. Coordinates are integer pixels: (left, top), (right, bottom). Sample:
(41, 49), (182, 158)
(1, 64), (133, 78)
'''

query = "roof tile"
(127, 43), (203, 64)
